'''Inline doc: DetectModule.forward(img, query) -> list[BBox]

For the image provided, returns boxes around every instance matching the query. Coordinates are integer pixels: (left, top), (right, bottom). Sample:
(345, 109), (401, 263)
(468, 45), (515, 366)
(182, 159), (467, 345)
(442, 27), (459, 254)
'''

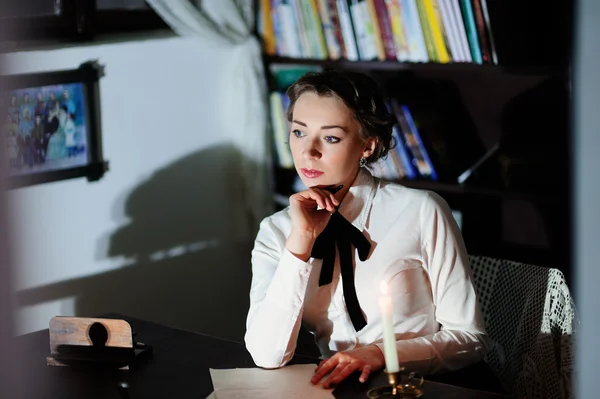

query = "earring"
(359, 158), (367, 168)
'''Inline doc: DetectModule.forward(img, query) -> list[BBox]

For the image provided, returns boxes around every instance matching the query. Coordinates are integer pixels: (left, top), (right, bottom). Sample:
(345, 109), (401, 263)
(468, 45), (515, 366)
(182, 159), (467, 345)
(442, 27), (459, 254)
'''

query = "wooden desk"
(18, 315), (511, 398)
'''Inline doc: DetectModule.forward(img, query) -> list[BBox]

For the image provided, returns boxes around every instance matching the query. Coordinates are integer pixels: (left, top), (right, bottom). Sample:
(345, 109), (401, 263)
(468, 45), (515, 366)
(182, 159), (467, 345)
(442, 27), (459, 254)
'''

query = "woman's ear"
(362, 137), (378, 159)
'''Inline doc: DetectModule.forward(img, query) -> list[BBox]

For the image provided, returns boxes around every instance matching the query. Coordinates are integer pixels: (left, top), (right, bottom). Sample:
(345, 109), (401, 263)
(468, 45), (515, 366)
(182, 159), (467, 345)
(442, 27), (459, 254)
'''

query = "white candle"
(378, 281), (400, 373)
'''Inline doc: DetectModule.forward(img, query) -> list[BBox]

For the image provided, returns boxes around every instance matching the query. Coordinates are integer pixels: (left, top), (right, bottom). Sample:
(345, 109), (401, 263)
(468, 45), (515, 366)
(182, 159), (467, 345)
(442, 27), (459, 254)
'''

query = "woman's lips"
(301, 168), (324, 179)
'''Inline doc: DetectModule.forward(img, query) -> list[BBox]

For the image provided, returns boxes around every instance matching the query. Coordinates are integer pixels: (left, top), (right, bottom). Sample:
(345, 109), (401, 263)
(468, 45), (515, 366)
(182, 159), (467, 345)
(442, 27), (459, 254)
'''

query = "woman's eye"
(291, 129), (305, 138)
(325, 136), (340, 144)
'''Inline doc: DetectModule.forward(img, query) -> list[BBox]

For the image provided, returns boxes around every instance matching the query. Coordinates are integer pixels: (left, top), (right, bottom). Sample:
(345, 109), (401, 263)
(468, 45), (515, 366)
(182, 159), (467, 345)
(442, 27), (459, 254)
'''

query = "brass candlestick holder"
(366, 368), (424, 398)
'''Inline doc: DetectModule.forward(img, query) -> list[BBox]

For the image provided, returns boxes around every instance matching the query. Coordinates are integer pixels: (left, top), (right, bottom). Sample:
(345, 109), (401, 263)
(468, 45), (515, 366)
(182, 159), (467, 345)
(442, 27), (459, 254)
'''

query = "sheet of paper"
(207, 364), (335, 399)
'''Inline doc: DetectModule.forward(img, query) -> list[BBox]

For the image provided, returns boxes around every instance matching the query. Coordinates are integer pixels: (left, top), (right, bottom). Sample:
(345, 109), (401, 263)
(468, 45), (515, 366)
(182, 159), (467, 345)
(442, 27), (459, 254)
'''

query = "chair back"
(468, 255), (577, 399)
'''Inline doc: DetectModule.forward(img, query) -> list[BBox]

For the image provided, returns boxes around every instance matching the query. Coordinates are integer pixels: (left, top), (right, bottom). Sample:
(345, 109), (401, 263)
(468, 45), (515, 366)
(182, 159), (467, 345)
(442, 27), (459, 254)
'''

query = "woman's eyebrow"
(292, 119), (348, 131)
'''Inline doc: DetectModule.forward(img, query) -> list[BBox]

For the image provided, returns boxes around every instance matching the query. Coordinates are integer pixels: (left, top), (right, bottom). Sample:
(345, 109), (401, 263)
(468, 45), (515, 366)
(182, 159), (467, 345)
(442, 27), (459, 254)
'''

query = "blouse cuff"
(263, 249), (313, 312)
(373, 338), (437, 374)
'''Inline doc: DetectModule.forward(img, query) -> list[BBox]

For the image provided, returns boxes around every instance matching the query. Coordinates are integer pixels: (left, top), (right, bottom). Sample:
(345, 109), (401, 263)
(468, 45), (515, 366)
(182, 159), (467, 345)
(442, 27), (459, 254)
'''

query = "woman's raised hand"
(285, 187), (340, 261)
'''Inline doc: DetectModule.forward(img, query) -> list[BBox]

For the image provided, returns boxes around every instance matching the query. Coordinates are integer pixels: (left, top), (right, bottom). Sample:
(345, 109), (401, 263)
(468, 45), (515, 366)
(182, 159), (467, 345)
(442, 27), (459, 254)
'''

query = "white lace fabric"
(469, 256), (577, 399)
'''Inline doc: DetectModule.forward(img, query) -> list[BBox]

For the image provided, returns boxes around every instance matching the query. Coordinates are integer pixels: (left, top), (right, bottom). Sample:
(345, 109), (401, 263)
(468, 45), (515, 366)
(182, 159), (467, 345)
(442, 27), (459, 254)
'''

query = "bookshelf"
(257, 0), (573, 278)
(265, 55), (567, 77)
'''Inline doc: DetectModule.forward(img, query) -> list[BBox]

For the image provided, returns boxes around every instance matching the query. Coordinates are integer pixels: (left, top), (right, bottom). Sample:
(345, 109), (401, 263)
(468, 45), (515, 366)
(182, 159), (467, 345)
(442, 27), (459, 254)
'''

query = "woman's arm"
(245, 188), (338, 368)
(373, 192), (489, 375)
(244, 216), (313, 369)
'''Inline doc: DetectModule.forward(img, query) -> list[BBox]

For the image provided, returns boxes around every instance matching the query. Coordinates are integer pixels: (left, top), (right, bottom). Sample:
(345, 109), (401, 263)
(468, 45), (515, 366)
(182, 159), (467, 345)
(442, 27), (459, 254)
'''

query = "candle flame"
(380, 281), (388, 295)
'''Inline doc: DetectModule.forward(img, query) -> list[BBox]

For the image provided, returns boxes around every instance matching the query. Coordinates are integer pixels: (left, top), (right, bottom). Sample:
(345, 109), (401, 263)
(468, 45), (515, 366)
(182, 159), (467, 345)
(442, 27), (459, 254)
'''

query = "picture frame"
(1, 60), (109, 189)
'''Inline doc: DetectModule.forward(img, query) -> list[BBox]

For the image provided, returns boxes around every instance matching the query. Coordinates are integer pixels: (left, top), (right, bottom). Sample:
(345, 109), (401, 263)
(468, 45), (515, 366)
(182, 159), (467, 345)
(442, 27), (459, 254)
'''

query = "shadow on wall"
(17, 144), (257, 342)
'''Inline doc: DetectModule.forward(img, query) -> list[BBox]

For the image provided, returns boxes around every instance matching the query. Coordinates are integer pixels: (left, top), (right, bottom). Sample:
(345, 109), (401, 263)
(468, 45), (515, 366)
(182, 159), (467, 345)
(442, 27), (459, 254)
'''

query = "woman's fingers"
(314, 359), (327, 373)
(316, 188), (339, 210)
(358, 364), (372, 383)
(311, 357), (338, 385)
(293, 188), (337, 212)
(322, 362), (360, 389)
(330, 193), (340, 209)
(309, 188), (335, 212)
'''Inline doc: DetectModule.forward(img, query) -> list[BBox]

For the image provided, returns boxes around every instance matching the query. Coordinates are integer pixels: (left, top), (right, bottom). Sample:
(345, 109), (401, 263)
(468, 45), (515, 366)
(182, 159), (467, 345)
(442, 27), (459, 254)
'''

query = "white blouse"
(245, 169), (489, 374)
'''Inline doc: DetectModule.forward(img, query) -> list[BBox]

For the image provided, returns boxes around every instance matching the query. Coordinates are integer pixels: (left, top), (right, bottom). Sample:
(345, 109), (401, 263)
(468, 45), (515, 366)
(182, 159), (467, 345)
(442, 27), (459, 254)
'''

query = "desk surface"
(18, 315), (511, 399)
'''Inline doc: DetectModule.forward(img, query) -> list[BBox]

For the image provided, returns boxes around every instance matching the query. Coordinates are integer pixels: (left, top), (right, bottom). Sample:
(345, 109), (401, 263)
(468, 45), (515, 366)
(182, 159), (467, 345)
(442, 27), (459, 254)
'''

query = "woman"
(245, 71), (488, 389)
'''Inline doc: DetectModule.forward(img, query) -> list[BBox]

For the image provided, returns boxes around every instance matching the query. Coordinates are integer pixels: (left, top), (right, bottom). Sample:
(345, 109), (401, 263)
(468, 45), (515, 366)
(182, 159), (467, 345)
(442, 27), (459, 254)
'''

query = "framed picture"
(1, 60), (109, 189)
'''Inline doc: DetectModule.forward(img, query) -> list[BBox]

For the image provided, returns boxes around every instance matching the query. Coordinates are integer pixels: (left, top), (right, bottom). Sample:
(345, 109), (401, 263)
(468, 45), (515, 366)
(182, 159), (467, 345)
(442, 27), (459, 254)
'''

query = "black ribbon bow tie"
(311, 210), (371, 332)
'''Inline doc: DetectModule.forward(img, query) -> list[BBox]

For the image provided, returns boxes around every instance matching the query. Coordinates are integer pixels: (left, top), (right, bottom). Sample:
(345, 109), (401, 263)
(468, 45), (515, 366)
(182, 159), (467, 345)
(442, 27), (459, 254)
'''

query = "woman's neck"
(333, 168), (361, 206)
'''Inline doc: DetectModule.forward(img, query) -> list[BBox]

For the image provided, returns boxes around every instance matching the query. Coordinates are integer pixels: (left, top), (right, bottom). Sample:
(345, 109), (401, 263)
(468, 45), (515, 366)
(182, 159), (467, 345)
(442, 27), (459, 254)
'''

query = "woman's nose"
(302, 141), (321, 160)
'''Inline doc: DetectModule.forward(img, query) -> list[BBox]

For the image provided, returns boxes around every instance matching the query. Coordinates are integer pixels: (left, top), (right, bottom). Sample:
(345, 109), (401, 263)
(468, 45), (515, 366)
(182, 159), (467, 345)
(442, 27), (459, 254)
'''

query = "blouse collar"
(337, 168), (378, 231)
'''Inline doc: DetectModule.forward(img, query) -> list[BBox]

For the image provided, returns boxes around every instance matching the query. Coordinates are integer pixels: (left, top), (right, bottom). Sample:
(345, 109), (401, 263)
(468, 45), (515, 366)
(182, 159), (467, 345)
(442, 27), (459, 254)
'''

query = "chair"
(468, 255), (577, 399)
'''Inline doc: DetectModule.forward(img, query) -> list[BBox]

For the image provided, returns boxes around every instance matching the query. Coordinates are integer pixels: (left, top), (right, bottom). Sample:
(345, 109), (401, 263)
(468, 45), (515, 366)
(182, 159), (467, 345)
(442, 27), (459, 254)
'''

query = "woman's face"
(289, 92), (375, 191)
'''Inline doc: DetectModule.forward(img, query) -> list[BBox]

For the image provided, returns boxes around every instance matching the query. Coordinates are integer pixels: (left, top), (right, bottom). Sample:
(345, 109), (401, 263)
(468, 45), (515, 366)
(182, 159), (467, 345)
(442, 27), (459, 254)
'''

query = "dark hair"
(286, 70), (395, 164)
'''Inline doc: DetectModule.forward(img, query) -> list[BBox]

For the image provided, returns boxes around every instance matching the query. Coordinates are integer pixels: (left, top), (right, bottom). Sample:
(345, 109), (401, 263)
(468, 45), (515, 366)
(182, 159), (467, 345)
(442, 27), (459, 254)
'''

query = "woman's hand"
(311, 345), (386, 389)
(285, 188), (339, 261)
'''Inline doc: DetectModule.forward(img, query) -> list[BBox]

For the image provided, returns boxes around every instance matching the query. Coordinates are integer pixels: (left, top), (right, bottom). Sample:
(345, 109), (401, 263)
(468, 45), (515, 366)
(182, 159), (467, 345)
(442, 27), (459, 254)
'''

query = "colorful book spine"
(438, 0), (464, 61)
(260, 0), (277, 55)
(415, 0), (438, 61)
(309, 0), (330, 59)
(401, 104), (438, 180)
(349, 0), (379, 60)
(403, 0), (429, 62)
(392, 125), (418, 179)
(449, 0), (473, 62)
(423, 0), (451, 63)
(373, 0), (397, 60)
(271, 0), (285, 56)
(479, 0), (498, 64)
(291, 0), (311, 57)
(299, 0), (318, 58)
(366, 0), (387, 60)
(471, 0), (492, 63)
(391, 100), (437, 180)
(458, 0), (482, 63)
(270, 92), (294, 168)
(317, 0), (342, 59)
(385, 0), (410, 62)
(328, 0), (348, 58)
(336, 0), (360, 60)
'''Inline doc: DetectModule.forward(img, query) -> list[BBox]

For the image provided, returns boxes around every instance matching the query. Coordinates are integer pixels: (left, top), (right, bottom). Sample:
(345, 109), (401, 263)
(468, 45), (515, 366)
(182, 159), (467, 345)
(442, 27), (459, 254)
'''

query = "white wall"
(3, 35), (258, 341)
(574, 0), (600, 396)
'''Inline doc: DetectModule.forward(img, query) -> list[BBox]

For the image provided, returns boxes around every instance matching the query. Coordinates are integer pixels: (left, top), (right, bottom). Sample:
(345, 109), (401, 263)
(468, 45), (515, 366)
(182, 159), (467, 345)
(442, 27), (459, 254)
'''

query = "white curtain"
(146, 0), (272, 235)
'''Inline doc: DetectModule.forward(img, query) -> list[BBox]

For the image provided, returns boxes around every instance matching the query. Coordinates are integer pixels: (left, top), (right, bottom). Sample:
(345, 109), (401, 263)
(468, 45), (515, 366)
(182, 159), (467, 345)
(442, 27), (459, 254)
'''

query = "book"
(479, 0), (498, 64)
(349, 0), (379, 60)
(337, 0), (360, 60)
(423, 0), (451, 63)
(372, 0), (397, 60)
(390, 77), (489, 182)
(402, 0), (429, 62)
(384, 0), (411, 62)
(471, 0), (492, 63)
(391, 124), (418, 179)
(259, 0), (277, 55)
(366, 0), (388, 60)
(327, 0), (348, 59)
(307, 0), (329, 59)
(317, 0), (342, 59)
(458, 0), (482, 63)
(448, 0), (473, 62)
(279, 0), (304, 58)
(438, 0), (464, 61)
(270, 92), (294, 168)
(415, 0), (438, 61)
(391, 100), (437, 180)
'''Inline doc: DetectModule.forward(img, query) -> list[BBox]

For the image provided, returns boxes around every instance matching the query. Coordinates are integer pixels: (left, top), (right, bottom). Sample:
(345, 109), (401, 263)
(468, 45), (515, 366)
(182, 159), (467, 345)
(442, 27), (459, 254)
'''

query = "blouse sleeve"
(244, 215), (313, 369)
(375, 192), (489, 374)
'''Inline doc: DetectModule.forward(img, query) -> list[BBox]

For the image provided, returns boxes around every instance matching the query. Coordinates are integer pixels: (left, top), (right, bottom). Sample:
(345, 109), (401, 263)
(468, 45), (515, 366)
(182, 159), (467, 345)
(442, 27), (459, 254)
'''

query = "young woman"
(245, 71), (488, 389)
